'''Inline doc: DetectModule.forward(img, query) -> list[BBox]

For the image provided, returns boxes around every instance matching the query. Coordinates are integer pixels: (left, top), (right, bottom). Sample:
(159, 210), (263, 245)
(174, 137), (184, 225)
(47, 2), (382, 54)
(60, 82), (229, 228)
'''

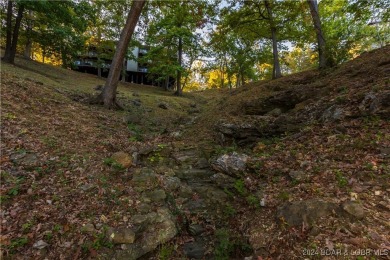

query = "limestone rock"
(211, 152), (249, 178)
(131, 212), (157, 225)
(107, 227), (136, 244)
(161, 176), (181, 191)
(10, 152), (39, 168)
(359, 92), (380, 115)
(172, 149), (199, 165)
(132, 168), (159, 192)
(176, 168), (213, 182)
(277, 200), (337, 227)
(341, 201), (365, 220)
(216, 120), (261, 141)
(170, 131), (182, 138)
(132, 99), (141, 107)
(183, 241), (206, 259)
(111, 152), (132, 168)
(33, 240), (49, 249)
(211, 172), (236, 189)
(143, 189), (166, 203)
(137, 203), (152, 214)
(115, 207), (177, 259)
(267, 108), (282, 117)
(81, 223), (96, 233)
(188, 224), (205, 236)
(321, 105), (344, 122)
(195, 158), (210, 169)
(158, 102), (168, 109)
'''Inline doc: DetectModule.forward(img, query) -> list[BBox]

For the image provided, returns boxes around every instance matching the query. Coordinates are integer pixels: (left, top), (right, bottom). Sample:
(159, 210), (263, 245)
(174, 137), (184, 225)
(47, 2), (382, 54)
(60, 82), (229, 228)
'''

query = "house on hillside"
(73, 44), (175, 87)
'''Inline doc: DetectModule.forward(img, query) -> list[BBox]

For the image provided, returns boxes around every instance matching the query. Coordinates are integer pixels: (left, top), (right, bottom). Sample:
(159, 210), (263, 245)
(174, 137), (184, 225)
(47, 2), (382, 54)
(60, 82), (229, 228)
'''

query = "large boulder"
(114, 207), (177, 260)
(359, 91), (390, 118)
(276, 200), (337, 227)
(243, 86), (318, 115)
(211, 152), (249, 178)
(215, 116), (301, 146)
(107, 227), (136, 244)
(111, 152), (133, 168)
(131, 168), (159, 192)
(321, 105), (345, 122)
(340, 201), (365, 220)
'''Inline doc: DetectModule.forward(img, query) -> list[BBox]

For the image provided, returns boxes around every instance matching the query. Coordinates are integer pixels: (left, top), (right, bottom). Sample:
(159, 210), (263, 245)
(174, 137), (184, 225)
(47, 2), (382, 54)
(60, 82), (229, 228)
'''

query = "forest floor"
(1, 46), (389, 260)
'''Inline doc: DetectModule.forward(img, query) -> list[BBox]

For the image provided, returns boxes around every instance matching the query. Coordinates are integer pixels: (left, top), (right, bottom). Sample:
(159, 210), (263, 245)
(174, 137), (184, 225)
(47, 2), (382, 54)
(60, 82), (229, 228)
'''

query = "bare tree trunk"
(42, 47), (46, 63)
(175, 36), (183, 96)
(24, 10), (33, 59)
(100, 0), (146, 109)
(165, 75), (169, 91)
(220, 63), (225, 88)
(122, 58), (126, 82)
(3, 1), (25, 64)
(7, 3), (25, 64)
(265, 0), (282, 79)
(61, 46), (68, 68)
(270, 27), (282, 79)
(307, 0), (330, 69)
(3, 0), (13, 62)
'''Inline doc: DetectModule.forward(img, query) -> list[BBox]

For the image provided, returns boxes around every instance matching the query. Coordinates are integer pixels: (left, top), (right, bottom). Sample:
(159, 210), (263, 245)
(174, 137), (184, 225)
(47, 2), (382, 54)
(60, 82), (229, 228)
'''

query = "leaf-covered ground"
(0, 59), (199, 258)
(1, 46), (389, 259)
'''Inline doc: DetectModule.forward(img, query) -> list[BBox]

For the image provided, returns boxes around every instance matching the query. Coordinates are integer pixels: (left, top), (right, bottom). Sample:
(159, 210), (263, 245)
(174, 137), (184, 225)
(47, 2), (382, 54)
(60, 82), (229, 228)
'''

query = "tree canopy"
(1, 0), (388, 90)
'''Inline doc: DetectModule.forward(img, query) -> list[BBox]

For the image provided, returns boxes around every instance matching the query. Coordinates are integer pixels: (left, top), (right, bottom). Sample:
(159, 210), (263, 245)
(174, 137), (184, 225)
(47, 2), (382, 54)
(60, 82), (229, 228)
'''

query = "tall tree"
(23, 10), (33, 59)
(306, 0), (330, 69)
(99, 0), (146, 109)
(319, 0), (388, 65)
(219, 0), (291, 80)
(3, 0), (13, 61)
(264, 0), (282, 79)
(2, 1), (92, 65)
(3, 1), (25, 64)
(143, 0), (212, 95)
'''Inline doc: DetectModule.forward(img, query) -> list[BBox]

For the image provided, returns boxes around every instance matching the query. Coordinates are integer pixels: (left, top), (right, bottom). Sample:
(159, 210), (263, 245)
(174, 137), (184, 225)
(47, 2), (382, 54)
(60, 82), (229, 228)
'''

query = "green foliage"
(245, 194), (259, 208)
(232, 179), (260, 208)
(223, 203), (237, 218)
(103, 158), (125, 171)
(0, 195), (10, 204)
(158, 244), (175, 260)
(147, 143), (167, 164)
(53, 224), (62, 233)
(334, 169), (348, 188)
(214, 145), (238, 156)
(214, 228), (252, 259)
(320, 0), (389, 65)
(234, 179), (247, 196)
(92, 228), (113, 249)
(44, 232), (53, 241)
(41, 136), (58, 148)
(142, 0), (216, 89)
(3, 112), (17, 120)
(6, 176), (25, 198)
(278, 191), (290, 201)
(127, 123), (143, 142)
(22, 221), (34, 233)
(8, 237), (28, 252)
(214, 229), (234, 260)
(19, 1), (94, 67)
